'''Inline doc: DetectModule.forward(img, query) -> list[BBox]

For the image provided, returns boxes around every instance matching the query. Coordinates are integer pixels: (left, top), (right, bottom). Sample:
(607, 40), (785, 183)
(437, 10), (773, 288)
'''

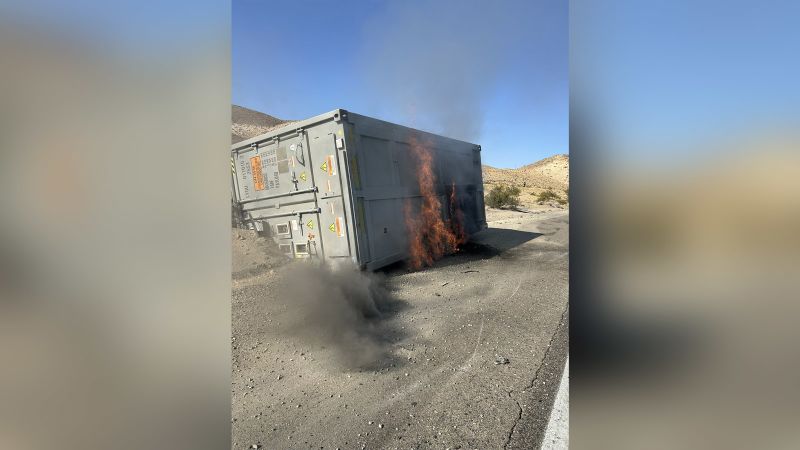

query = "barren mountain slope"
(231, 105), (295, 144)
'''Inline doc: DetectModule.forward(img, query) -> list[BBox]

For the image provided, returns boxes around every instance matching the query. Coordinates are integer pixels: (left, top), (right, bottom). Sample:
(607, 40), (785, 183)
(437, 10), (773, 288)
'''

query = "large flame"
(403, 138), (468, 270)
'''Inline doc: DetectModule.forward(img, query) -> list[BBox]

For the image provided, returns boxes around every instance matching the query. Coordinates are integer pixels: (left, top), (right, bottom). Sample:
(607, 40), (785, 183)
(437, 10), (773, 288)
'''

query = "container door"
(234, 133), (321, 258)
(307, 123), (352, 258)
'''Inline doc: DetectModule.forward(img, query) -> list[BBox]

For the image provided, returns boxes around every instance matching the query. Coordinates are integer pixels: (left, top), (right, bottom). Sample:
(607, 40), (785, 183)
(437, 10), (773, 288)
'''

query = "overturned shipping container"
(231, 109), (487, 270)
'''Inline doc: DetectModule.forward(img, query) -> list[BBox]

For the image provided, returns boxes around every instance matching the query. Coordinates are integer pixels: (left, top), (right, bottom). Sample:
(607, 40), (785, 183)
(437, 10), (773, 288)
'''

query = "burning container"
(231, 109), (487, 270)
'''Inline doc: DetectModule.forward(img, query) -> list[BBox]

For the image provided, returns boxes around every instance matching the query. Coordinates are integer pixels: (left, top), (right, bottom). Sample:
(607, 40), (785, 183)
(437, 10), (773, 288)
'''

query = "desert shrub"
(485, 184), (521, 209)
(535, 189), (559, 203)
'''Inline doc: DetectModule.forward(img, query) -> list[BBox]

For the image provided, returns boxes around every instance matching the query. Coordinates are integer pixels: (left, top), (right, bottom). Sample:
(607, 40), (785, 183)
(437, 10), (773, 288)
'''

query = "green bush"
(485, 184), (521, 209)
(535, 189), (559, 203)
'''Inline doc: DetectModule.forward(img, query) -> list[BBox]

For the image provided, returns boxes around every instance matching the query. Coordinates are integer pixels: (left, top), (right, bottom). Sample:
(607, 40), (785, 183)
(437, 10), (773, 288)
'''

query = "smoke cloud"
(273, 263), (395, 369)
(360, 0), (522, 141)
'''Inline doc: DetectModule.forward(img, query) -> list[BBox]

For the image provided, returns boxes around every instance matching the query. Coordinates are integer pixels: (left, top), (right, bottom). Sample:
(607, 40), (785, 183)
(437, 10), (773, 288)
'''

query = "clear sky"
(572, 0), (800, 162)
(233, 0), (568, 169)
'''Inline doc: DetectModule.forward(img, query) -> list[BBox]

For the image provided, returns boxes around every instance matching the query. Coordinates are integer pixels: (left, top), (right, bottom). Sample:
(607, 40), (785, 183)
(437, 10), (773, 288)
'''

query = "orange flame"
(403, 138), (468, 270)
(448, 181), (467, 246)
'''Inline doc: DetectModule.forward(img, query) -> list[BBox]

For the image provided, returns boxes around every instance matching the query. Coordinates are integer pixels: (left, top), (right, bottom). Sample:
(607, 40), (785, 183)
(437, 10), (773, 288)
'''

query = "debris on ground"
(462, 270), (480, 274)
(494, 355), (510, 365)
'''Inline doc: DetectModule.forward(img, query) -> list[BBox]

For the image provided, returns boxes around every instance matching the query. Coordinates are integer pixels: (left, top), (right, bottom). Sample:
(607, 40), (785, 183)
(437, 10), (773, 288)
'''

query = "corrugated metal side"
(345, 112), (486, 270)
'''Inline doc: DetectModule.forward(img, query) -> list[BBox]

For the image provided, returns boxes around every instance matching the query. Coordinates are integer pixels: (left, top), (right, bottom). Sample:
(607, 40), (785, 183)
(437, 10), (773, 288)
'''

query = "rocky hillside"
(483, 154), (569, 190)
(231, 105), (295, 144)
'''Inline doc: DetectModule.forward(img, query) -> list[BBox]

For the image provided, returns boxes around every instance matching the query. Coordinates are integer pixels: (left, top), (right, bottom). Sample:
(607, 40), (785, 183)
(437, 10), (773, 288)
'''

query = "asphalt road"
(231, 208), (569, 449)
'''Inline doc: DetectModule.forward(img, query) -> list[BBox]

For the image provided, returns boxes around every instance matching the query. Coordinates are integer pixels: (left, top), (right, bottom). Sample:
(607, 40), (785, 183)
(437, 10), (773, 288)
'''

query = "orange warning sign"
(335, 216), (344, 237)
(320, 155), (335, 176)
(250, 155), (265, 191)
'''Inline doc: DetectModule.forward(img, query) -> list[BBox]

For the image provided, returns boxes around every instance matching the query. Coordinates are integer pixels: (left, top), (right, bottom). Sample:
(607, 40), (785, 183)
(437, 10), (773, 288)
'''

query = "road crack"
(502, 304), (568, 449)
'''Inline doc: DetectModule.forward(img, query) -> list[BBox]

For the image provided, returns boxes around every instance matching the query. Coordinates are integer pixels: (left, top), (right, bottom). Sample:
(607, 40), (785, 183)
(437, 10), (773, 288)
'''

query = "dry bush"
(486, 184), (521, 209)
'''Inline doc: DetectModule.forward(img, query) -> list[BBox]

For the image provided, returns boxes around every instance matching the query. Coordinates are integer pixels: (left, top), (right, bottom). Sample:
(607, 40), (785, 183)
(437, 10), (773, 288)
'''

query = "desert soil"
(231, 206), (569, 449)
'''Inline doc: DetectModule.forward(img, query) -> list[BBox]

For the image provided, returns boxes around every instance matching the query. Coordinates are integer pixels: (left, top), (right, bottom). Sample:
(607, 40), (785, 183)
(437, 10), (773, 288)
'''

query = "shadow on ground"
(470, 227), (543, 252)
(380, 227), (543, 274)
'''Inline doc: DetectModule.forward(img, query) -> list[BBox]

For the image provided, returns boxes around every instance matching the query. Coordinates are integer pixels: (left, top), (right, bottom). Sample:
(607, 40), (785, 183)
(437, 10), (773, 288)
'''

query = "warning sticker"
(327, 155), (335, 176)
(328, 223), (336, 232)
(299, 172), (307, 181)
(306, 220), (314, 229)
(320, 155), (335, 176)
(250, 156), (265, 191)
(335, 216), (344, 237)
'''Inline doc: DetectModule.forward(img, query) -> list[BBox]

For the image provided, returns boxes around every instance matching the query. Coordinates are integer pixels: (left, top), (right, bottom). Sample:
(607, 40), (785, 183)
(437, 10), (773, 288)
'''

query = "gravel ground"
(231, 207), (569, 449)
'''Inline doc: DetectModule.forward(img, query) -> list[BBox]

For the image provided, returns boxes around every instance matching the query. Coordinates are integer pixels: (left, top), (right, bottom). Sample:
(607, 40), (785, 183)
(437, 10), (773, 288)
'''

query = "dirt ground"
(231, 206), (569, 449)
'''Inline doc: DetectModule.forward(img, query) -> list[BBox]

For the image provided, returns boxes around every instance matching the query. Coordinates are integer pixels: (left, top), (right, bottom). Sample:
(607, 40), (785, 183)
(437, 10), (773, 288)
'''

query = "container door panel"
(318, 197), (350, 257)
(367, 198), (406, 261)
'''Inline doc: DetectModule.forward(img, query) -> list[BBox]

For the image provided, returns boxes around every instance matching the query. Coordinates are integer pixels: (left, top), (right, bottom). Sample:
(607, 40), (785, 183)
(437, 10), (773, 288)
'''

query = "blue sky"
(572, 0), (800, 161)
(233, 0), (568, 169)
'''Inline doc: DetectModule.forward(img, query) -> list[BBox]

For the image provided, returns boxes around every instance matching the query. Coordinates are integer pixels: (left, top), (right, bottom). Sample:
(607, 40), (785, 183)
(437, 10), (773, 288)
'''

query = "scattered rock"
(494, 355), (510, 365)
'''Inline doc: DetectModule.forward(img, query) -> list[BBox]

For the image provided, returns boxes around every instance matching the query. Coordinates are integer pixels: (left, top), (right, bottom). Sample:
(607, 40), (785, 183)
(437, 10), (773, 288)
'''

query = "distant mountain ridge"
(231, 105), (295, 144)
(483, 154), (569, 192)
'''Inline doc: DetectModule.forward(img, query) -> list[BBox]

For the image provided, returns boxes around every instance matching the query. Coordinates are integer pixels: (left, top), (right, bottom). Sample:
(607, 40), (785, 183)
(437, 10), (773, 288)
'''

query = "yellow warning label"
(320, 161), (328, 172)
(329, 223), (336, 232)
(306, 220), (314, 229)
(299, 172), (307, 181)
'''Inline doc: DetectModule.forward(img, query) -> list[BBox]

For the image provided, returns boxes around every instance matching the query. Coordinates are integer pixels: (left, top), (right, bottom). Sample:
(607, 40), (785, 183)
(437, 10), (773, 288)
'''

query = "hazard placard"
(327, 155), (335, 176)
(306, 219), (314, 229)
(250, 155), (265, 191)
(320, 155), (335, 176)
(299, 172), (307, 181)
(335, 216), (344, 237)
(328, 223), (336, 232)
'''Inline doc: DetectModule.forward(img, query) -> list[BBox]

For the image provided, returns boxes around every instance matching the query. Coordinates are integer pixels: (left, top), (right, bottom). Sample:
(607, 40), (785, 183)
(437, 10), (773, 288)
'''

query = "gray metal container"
(231, 109), (487, 270)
